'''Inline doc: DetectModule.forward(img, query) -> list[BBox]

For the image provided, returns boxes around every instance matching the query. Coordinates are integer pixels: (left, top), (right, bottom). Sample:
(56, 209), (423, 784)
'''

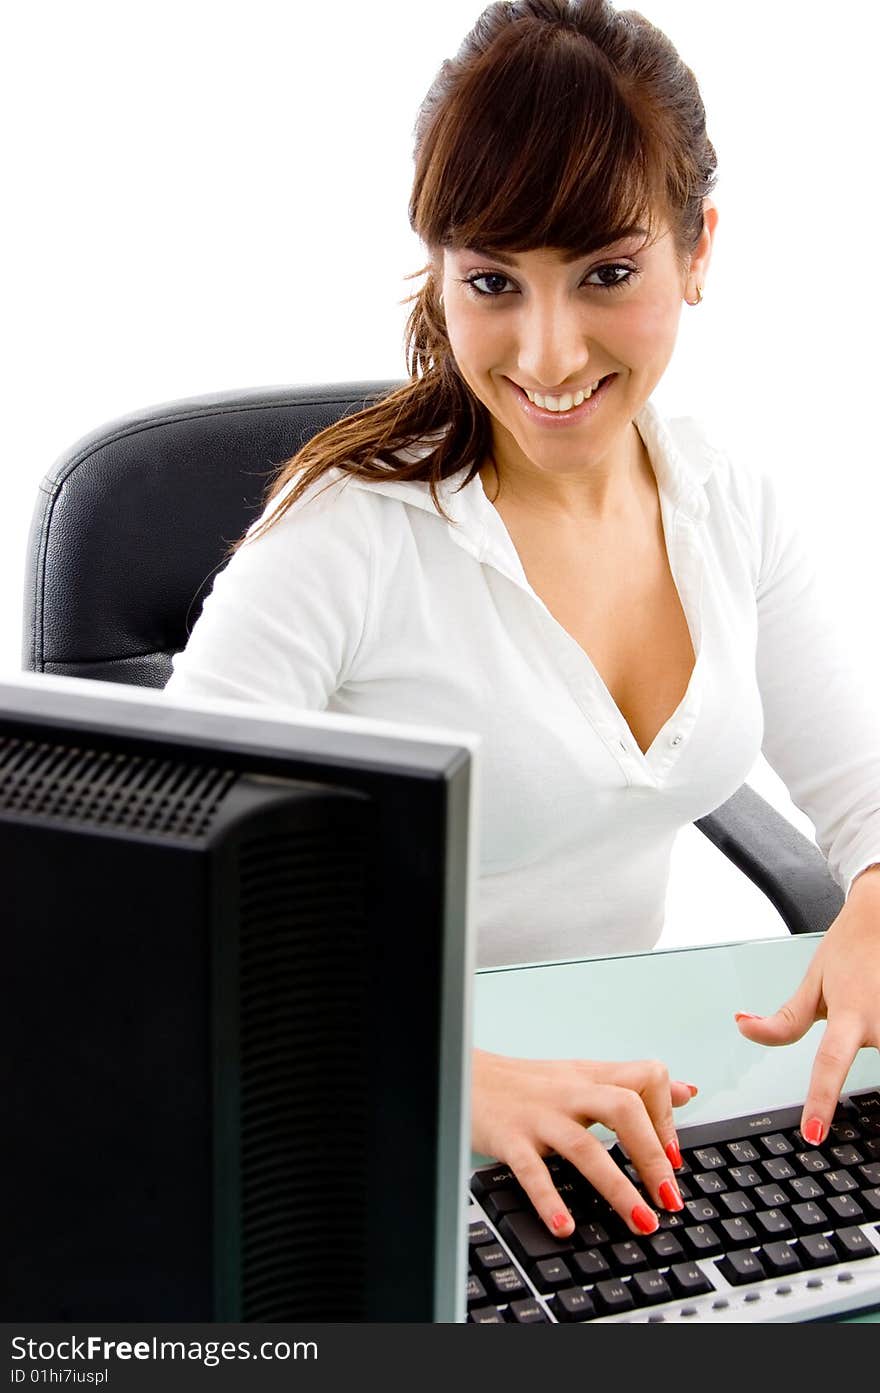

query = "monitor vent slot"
(0, 734), (235, 838)
(237, 827), (370, 1321)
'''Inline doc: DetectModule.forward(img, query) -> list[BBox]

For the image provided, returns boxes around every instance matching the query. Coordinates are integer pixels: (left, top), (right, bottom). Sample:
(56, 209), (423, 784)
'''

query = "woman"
(164, 0), (880, 1243)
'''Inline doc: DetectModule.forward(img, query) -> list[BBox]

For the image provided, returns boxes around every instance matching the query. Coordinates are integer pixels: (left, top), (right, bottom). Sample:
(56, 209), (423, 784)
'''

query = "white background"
(3, 1), (878, 949)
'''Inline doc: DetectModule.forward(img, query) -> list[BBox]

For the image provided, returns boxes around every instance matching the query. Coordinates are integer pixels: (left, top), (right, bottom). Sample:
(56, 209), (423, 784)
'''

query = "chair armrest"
(695, 784), (844, 936)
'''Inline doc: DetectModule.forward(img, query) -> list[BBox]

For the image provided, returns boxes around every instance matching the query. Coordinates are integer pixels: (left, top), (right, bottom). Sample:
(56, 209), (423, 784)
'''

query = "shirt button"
(670, 733), (683, 747)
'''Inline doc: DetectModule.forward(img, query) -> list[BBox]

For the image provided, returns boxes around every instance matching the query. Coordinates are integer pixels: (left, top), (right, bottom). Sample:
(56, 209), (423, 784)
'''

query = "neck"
(480, 422), (655, 527)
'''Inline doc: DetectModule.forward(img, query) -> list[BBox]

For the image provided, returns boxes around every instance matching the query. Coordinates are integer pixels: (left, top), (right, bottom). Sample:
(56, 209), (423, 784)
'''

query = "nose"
(516, 294), (593, 392)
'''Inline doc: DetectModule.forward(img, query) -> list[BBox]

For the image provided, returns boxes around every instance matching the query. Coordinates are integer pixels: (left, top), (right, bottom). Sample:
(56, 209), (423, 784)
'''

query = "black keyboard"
(467, 1087), (880, 1322)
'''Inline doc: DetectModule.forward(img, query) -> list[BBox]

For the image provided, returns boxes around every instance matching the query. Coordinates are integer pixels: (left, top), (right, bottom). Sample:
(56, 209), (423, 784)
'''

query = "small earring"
(686, 284), (704, 307)
(438, 291), (445, 309)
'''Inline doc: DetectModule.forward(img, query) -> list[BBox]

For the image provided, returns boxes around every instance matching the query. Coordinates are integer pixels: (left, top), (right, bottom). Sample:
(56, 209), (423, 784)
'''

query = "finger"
(799, 1014), (866, 1145)
(546, 1119), (664, 1237)
(671, 1079), (700, 1107)
(582, 1081), (685, 1220)
(597, 1060), (685, 1173)
(734, 973), (821, 1047)
(502, 1143), (581, 1239)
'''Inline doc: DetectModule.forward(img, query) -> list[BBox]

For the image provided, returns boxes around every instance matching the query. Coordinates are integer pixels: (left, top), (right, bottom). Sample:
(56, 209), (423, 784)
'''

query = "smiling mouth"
(511, 375), (615, 415)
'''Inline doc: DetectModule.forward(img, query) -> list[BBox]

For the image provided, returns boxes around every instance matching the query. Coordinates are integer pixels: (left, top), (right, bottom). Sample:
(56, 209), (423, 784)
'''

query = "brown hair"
(233, 0), (717, 553)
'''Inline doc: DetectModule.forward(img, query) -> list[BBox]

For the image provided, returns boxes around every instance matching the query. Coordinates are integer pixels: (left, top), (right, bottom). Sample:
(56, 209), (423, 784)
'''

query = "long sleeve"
(753, 468), (880, 897)
(164, 474), (373, 711)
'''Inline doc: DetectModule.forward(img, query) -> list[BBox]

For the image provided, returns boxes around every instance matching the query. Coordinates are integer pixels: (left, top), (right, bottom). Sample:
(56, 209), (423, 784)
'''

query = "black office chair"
(22, 381), (844, 936)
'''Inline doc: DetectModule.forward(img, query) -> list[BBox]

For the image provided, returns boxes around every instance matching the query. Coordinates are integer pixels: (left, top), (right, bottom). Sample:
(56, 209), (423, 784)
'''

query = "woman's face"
(440, 204), (716, 497)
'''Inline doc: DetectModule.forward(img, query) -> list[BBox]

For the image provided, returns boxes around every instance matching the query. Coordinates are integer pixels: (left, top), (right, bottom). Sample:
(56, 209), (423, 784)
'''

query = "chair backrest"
(23, 382), (400, 688)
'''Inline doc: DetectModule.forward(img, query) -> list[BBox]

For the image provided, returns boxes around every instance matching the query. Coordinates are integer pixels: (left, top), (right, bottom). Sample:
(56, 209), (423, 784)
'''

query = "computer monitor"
(0, 672), (479, 1323)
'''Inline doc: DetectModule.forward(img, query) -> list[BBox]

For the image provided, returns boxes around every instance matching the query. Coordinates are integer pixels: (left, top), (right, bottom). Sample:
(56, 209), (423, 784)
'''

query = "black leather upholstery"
(23, 382), (399, 687)
(22, 380), (844, 935)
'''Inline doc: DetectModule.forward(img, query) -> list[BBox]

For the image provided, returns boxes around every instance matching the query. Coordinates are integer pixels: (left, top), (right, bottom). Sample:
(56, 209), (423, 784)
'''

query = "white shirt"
(165, 398), (880, 968)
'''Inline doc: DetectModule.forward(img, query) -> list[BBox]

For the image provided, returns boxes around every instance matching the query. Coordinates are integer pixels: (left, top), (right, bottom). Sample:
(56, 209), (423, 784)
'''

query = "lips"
(506, 372), (617, 426)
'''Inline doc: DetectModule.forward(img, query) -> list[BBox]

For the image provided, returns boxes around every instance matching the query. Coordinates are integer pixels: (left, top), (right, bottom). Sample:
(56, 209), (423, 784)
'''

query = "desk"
(473, 932), (880, 1323)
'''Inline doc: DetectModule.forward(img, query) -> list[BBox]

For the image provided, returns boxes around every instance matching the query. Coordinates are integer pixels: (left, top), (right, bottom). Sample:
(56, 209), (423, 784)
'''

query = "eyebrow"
(463, 233), (648, 267)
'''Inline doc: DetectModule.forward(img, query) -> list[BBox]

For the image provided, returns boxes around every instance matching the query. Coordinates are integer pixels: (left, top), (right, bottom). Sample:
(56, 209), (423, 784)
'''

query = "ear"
(687, 197), (719, 298)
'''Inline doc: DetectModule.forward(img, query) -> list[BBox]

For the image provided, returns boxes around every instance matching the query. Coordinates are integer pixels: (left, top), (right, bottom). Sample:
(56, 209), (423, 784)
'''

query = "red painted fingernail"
(683, 1083), (699, 1097)
(658, 1179), (683, 1212)
(665, 1139), (683, 1169)
(631, 1203), (659, 1235)
(735, 1012), (763, 1022)
(551, 1211), (572, 1233)
(803, 1117), (824, 1145)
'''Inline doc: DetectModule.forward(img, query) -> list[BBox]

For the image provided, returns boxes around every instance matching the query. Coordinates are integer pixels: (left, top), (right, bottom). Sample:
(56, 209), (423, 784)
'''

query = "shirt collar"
(342, 397), (718, 544)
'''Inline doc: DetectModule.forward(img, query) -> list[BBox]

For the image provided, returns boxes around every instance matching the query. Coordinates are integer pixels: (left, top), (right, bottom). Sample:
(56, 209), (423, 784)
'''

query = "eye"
(458, 262), (640, 300)
(460, 272), (514, 298)
(585, 263), (639, 290)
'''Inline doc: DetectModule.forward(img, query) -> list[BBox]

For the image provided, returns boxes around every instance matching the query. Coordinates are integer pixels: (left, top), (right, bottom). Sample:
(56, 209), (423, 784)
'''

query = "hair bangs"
(412, 25), (667, 259)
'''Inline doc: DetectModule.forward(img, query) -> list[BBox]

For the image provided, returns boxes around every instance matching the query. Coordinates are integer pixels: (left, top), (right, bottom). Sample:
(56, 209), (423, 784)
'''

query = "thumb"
(733, 973), (821, 1047)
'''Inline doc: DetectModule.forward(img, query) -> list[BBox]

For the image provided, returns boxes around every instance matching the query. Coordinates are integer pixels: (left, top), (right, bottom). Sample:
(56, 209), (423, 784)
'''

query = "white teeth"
(524, 380), (602, 411)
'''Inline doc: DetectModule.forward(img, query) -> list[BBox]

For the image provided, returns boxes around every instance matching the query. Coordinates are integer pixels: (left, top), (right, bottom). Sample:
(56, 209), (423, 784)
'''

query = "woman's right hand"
(471, 1048), (699, 1238)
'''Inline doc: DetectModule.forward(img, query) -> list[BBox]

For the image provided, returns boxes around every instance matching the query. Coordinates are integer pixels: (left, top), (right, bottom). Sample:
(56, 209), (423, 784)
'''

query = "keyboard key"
(727, 1140), (760, 1164)
(853, 1090), (880, 1113)
(575, 1220), (610, 1249)
(823, 1169), (858, 1194)
(864, 1139), (880, 1161)
(471, 1164), (518, 1197)
(790, 1176), (824, 1202)
(762, 1157), (796, 1182)
(832, 1226), (879, 1261)
(647, 1230), (684, 1263)
(468, 1221), (494, 1247)
(755, 1183), (789, 1209)
(483, 1188), (527, 1223)
(632, 1270), (673, 1305)
(829, 1121), (860, 1144)
(552, 1179), (589, 1221)
(859, 1162), (880, 1186)
(531, 1257), (573, 1292)
(509, 1298), (549, 1323)
(694, 1171), (727, 1195)
(863, 1189), (880, 1214)
(469, 1306), (506, 1322)
(692, 1146), (726, 1171)
(668, 1261), (715, 1296)
(728, 1165), (762, 1188)
(798, 1234), (837, 1268)
(609, 1241), (649, 1272)
(685, 1198), (719, 1223)
(656, 1211), (685, 1230)
(830, 1144), (863, 1167)
(719, 1190), (754, 1215)
(474, 1243), (510, 1271)
(791, 1201), (829, 1232)
(754, 1208), (793, 1237)
(797, 1150), (830, 1174)
(499, 1211), (573, 1263)
(466, 1272), (487, 1306)
(856, 1114), (880, 1138)
(571, 1249), (610, 1280)
(715, 1249), (766, 1285)
(827, 1194), (864, 1223)
(489, 1266), (528, 1299)
(683, 1223), (722, 1255)
(721, 1216), (757, 1245)
(551, 1287), (596, 1322)
(593, 1278), (636, 1315)
(760, 1241), (802, 1276)
(760, 1133), (794, 1156)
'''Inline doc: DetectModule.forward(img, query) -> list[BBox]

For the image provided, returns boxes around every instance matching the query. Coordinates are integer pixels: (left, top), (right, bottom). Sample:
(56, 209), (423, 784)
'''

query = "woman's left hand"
(733, 865), (880, 1144)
